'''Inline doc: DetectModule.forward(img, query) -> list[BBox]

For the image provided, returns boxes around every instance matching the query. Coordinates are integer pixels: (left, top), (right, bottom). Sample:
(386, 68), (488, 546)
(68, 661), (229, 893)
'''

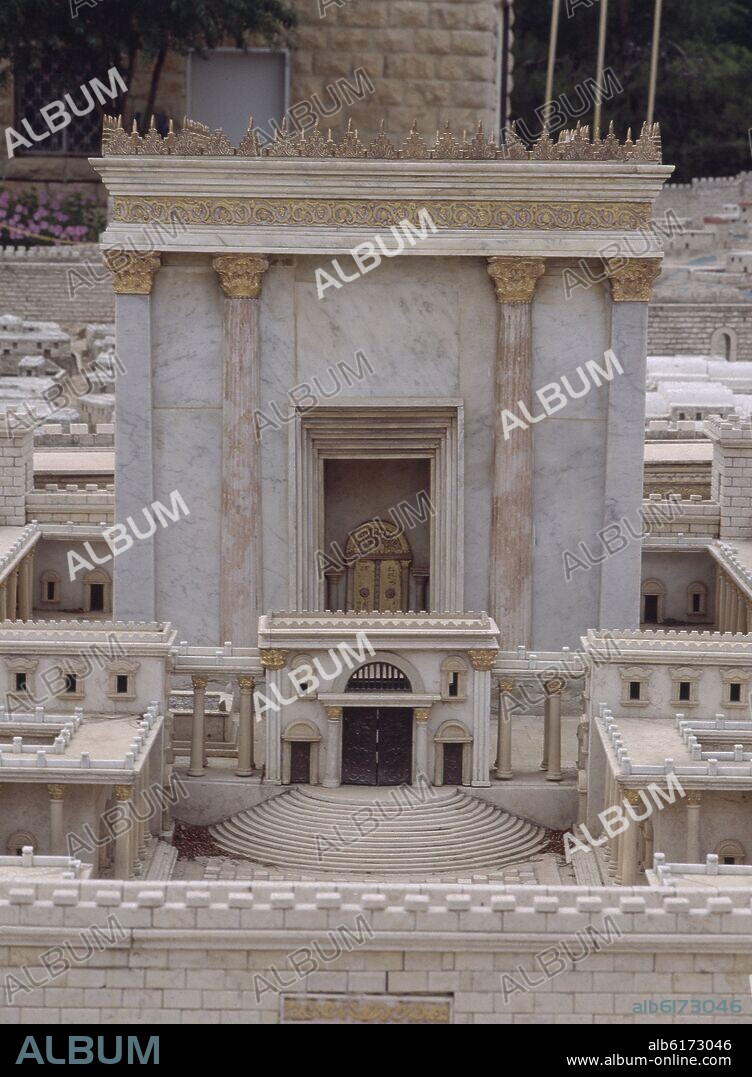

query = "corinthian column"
(260, 648), (288, 783)
(487, 257), (545, 649)
(600, 258), (662, 629)
(103, 251), (162, 621)
(213, 255), (271, 648)
(468, 649), (498, 786)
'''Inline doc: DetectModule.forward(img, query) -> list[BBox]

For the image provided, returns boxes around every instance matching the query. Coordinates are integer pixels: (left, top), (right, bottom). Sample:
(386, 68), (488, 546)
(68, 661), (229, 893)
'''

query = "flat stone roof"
(644, 440), (714, 463)
(34, 450), (115, 475)
(609, 717), (691, 765)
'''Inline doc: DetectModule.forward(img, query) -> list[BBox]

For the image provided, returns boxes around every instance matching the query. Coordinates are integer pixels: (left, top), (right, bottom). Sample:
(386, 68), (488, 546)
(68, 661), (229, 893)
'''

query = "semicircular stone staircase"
(209, 786), (549, 875)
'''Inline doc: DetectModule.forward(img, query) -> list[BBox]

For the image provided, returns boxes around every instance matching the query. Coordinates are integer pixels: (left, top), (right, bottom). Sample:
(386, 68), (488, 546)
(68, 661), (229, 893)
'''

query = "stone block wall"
(25, 484), (114, 525)
(707, 420), (752, 539)
(0, 426), (34, 527)
(642, 495), (720, 538)
(0, 880), (750, 1024)
(0, 247), (114, 326)
(653, 173), (752, 223)
(648, 304), (752, 361)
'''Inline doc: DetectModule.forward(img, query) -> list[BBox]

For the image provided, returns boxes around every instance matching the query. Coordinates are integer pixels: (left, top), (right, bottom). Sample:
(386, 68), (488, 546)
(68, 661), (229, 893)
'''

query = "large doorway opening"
(341, 708), (413, 786)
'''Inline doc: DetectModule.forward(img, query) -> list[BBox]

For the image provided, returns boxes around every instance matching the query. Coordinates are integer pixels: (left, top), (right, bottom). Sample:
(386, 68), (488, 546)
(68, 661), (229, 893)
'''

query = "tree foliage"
(0, 0), (297, 131)
(511, 0), (752, 181)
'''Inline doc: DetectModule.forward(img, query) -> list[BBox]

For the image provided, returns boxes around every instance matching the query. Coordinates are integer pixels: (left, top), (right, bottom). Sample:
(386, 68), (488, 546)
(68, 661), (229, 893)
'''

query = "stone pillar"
(414, 708), (430, 782)
(544, 678), (564, 782)
(621, 791), (642, 885)
(737, 587), (747, 633)
(18, 557), (31, 621)
(486, 257), (545, 648)
(468, 649), (497, 786)
(48, 784), (65, 855)
(236, 676), (256, 776)
(260, 649), (288, 783)
(600, 258), (662, 628)
(322, 706), (343, 788)
(187, 674), (208, 778)
(540, 705), (550, 772)
(8, 568), (18, 621)
(213, 255), (271, 648)
(686, 791), (703, 863)
(113, 785), (132, 879)
(104, 252), (162, 621)
(0, 583), (6, 622)
(496, 679), (514, 780)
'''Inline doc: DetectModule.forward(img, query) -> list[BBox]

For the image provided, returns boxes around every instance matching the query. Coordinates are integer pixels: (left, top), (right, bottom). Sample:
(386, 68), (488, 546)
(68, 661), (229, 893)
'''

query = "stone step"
(210, 787), (549, 874)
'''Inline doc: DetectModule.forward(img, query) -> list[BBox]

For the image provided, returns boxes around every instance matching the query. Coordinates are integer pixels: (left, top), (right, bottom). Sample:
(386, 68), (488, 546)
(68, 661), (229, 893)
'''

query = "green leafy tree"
(0, 0), (297, 131)
(512, 0), (752, 180)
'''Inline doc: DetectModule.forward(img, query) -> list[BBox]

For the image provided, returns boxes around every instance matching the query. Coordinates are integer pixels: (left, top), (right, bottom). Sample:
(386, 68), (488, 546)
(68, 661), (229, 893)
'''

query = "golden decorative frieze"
(606, 257), (663, 301)
(47, 784), (65, 800)
(191, 674), (209, 690)
(212, 254), (270, 299)
(487, 257), (546, 303)
(260, 649), (289, 671)
(467, 650), (498, 672)
(102, 250), (161, 295)
(114, 196), (652, 233)
(102, 114), (662, 163)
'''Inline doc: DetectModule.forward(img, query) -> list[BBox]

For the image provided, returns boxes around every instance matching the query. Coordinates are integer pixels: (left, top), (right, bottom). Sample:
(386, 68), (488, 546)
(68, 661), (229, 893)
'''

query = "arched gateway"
(341, 662), (413, 786)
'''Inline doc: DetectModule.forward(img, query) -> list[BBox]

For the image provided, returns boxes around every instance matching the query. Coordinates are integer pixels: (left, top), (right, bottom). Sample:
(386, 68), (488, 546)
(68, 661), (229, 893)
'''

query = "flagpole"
(647, 0), (664, 125)
(543, 0), (561, 132)
(593, 0), (609, 135)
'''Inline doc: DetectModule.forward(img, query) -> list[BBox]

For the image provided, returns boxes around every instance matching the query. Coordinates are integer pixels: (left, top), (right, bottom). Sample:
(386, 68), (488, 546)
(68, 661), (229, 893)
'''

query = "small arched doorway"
(341, 661), (413, 785)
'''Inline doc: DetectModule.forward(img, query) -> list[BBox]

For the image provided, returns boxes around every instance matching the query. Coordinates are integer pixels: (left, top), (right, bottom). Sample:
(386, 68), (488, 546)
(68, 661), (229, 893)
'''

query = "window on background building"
(12, 49), (122, 155)
(629, 681), (641, 701)
(730, 682), (742, 703)
(64, 674), (77, 694)
(449, 672), (460, 698)
(678, 681), (691, 702)
(15, 672), (26, 692)
(115, 674), (129, 695)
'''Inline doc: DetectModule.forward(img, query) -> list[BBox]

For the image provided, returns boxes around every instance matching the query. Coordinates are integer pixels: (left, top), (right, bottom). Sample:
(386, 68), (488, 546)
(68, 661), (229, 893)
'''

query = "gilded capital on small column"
(260, 649), (289, 670)
(213, 254), (271, 298)
(686, 791), (703, 806)
(468, 649), (498, 671)
(103, 250), (162, 294)
(47, 784), (65, 800)
(499, 679), (514, 693)
(487, 257), (545, 303)
(238, 676), (255, 691)
(544, 677), (565, 696)
(624, 789), (643, 807)
(325, 706), (343, 720)
(191, 674), (209, 690)
(414, 708), (430, 723)
(113, 785), (132, 802)
(606, 258), (662, 302)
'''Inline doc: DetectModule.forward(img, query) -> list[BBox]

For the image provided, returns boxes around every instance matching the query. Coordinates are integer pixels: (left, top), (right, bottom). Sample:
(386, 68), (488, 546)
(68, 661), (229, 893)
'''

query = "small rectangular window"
(628, 681), (641, 701)
(46, 581), (56, 601)
(115, 674), (129, 695)
(448, 672), (459, 698)
(64, 674), (77, 694)
(678, 681), (691, 702)
(730, 683), (742, 703)
(692, 593), (701, 613)
(723, 856), (736, 865)
(15, 672), (27, 692)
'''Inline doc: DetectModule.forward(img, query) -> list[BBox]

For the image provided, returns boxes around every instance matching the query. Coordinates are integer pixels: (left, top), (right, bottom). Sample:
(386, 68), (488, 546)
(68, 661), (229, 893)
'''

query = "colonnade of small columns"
(494, 677), (564, 783)
(46, 781), (148, 880)
(716, 570), (751, 633)
(187, 672), (257, 779)
(0, 552), (34, 621)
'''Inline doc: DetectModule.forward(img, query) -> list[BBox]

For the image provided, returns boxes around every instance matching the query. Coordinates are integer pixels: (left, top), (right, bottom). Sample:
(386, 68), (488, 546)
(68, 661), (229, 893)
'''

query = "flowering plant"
(0, 184), (105, 246)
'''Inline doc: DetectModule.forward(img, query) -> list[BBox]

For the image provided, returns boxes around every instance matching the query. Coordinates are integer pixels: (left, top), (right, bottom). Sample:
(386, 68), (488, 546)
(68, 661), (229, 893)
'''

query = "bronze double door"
(341, 707), (413, 786)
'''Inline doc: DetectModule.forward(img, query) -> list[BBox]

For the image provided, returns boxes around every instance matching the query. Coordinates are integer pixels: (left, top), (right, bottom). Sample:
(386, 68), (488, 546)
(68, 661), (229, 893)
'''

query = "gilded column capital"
(213, 254), (271, 298)
(487, 256), (545, 303)
(47, 783), (65, 800)
(468, 649), (498, 672)
(325, 706), (343, 720)
(624, 789), (643, 806)
(260, 649), (289, 671)
(103, 250), (162, 295)
(686, 791), (703, 806)
(606, 258), (662, 302)
(499, 679), (514, 693)
(544, 677), (565, 696)
(238, 676), (255, 692)
(191, 674), (209, 690)
(113, 784), (132, 802)
(414, 708), (430, 723)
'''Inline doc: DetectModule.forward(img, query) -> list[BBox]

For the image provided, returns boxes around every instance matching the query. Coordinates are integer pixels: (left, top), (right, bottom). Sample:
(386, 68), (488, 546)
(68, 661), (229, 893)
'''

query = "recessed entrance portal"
(341, 708), (413, 786)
